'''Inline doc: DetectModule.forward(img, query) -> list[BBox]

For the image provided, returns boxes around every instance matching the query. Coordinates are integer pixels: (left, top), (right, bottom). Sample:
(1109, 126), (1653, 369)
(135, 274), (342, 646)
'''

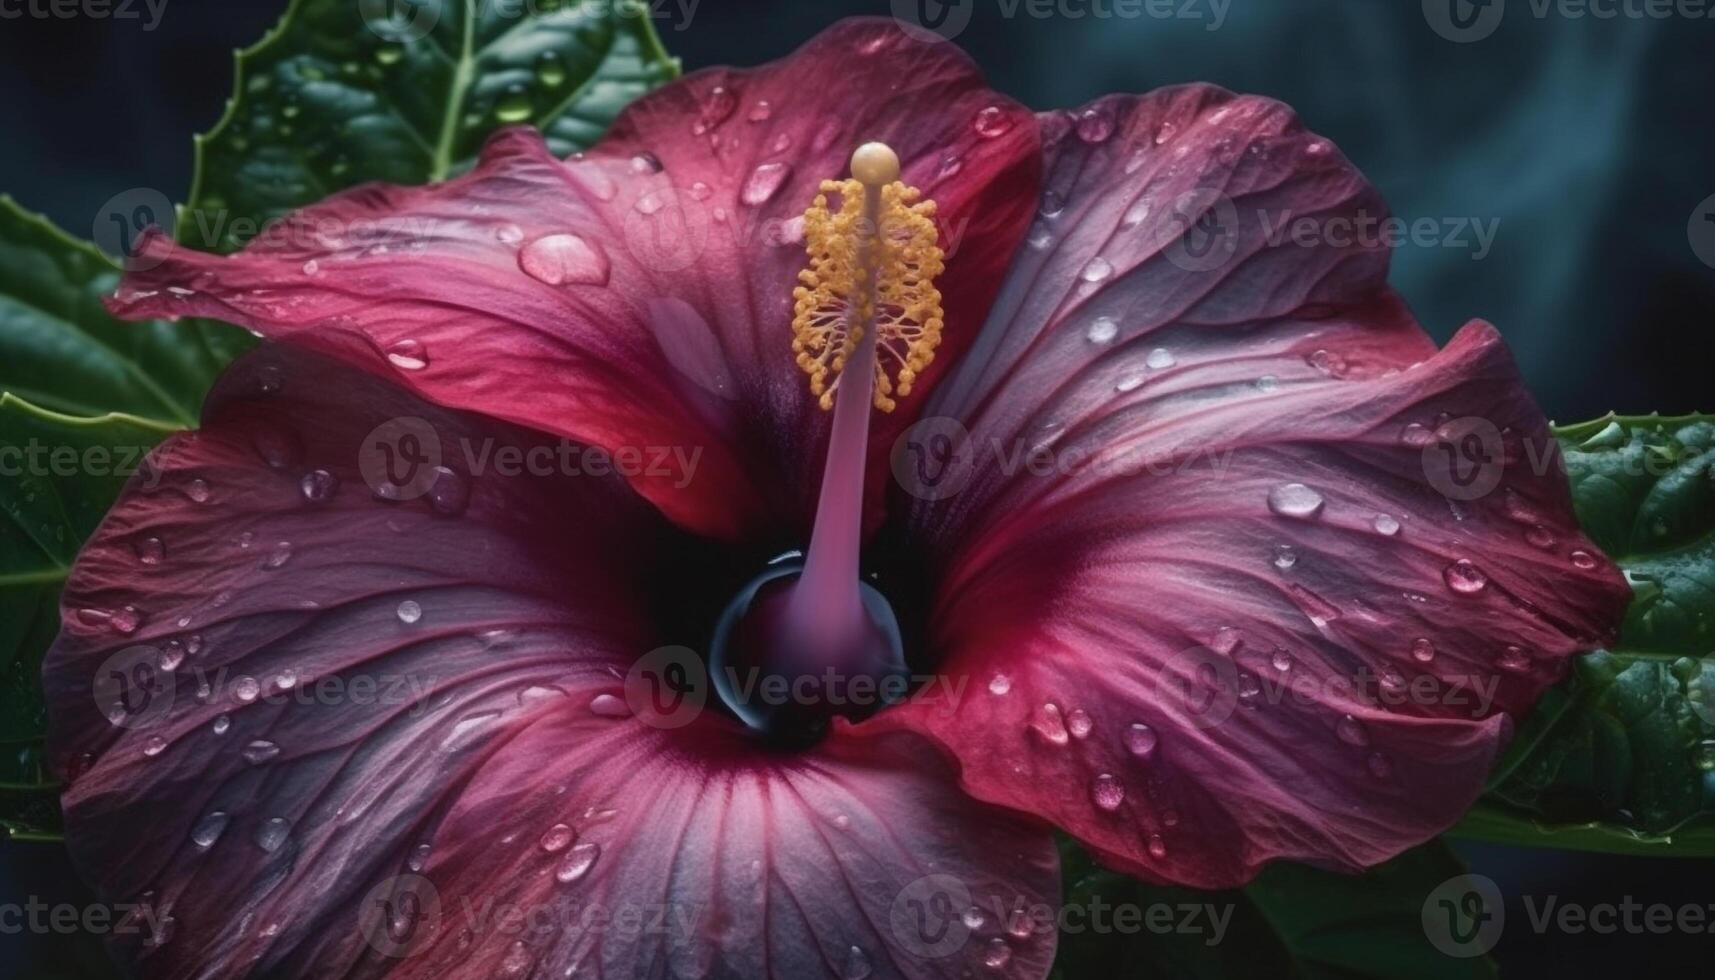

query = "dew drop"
(1372, 513), (1401, 537)
(988, 673), (1012, 696)
(1145, 347), (1176, 370)
(1147, 834), (1168, 858)
(396, 600), (423, 624)
(518, 233), (611, 287)
(1334, 714), (1369, 747)
(972, 105), (1013, 138)
(1085, 316), (1118, 344)
(142, 735), (167, 757)
(843, 945), (873, 980)
(1079, 257), (1113, 283)
(1075, 105), (1116, 143)
(535, 52), (566, 87)
(212, 714), (231, 735)
(747, 100), (773, 122)
(1066, 708), (1093, 739)
(191, 811), (229, 848)
(555, 842), (600, 883)
(255, 817), (290, 853)
(408, 842), (432, 872)
(1030, 703), (1069, 746)
(589, 693), (631, 718)
(1272, 545), (1298, 571)
(242, 739), (280, 765)
(1267, 483), (1325, 519)
(136, 536), (165, 565)
(1270, 648), (1294, 672)
(982, 939), (1012, 969)
(427, 466), (470, 516)
(234, 676), (261, 703)
(299, 468), (338, 504)
(261, 542), (293, 570)
(187, 478), (211, 503)
(1115, 373), (1144, 393)
(1123, 723), (1158, 759)
(1411, 637), (1436, 663)
(1443, 559), (1488, 595)
(695, 84), (736, 133)
(494, 88), (532, 123)
(741, 162), (792, 206)
(540, 823), (575, 853)
(494, 223), (524, 245)
(1091, 773), (1126, 811)
(301, 259), (319, 276)
(1570, 550), (1598, 570)
(385, 339), (428, 371)
(1525, 526), (1557, 550)
(962, 907), (987, 930)
(1497, 645), (1532, 673)
(1400, 423), (1434, 448)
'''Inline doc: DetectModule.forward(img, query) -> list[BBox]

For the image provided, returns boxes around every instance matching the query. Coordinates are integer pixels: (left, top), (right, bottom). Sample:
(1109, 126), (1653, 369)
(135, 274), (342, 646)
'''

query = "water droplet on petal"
(1091, 773), (1125, 811)
(1443, 559), (1488, 595)
(741, 162), (792, 206)
(1085, 316), (1118, 344)
(1115, 373), (1144, 393)
(1570, 550), (1598, 570)
(385, 339), (428, 371)
(1075, 105), (1116, 143)
(234, 676), (261, 703)
(191, 811), (229, 848)
(1147, 834), (1168, 858)
(1525, 526), (1556, 550)
(261, 541), (293, 570)
(1030, 703), (1070, 746)
(495, 223), (524, 245)
(695, 84), (736, 133)
(142, 735), (167, 757)
(1067, 708), (1093, 739)
(1372, 513), (1401, 537)
(747, 100), (773, 122)
(1123, 723), (1158, 759)
(1335, 714), (1369, 747)
(982, 939), (1012, 969)
(299, 468), (338, 503)
(540, 823), (575, 853)
(136, 536), (165, 565)
(589, 693), (631, 718)
(518, 233), (611, 287)
(1267, 483), (1325, 519)
(1079, 257), (1113, 282)
(243, 739), (280, 765)
(1400, 423), (1434, 448)
(555, 842), (600, 883)
(212, 714), (230, 735)
(1411, 637), (1436, 663)
(972, 105), (1013, 138)
(962, 907), (987, 930)
(427, 466), (470, 516)
(396, 600), (423, 624)
(1497, 645), (1532, 673)
(187, 478), (212, 503)
(301, 259), (319, 276)
(988, 674), (1012, 696)
(1270, 648), (1294, 671)
(842, 945), (873, 980)
(629, 152), (663, 175)
(1272, 545), (1298, 571)
(1145, 347), (1176, 370)
(255, 817), (290, 853)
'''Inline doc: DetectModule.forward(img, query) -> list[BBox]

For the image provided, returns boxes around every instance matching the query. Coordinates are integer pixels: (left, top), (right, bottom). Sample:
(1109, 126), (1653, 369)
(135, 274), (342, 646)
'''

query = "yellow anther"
(791, 147), (944, 413)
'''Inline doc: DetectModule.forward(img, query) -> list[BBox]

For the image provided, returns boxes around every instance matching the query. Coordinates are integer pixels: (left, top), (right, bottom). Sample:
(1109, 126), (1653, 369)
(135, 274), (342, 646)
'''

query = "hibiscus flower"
(46, 17), (1628, 980)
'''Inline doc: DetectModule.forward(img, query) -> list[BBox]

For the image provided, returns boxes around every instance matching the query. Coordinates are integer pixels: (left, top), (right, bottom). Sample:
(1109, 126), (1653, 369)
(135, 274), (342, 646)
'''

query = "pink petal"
(43, 348), (1058, 978)
(105, 18), (1039, 542)
(872, 90), (1630, 887)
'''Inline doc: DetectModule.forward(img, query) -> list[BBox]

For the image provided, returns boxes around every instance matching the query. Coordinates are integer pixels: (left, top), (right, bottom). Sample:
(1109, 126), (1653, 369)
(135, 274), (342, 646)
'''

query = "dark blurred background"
(2, 0), (1712, 976)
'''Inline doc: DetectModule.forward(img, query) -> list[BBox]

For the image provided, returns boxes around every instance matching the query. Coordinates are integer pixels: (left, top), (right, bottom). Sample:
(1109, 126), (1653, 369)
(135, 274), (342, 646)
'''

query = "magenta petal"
(873, 90), (1630, 887)
(43, 348), (1058, 978)
(104, 18), (1039, 541)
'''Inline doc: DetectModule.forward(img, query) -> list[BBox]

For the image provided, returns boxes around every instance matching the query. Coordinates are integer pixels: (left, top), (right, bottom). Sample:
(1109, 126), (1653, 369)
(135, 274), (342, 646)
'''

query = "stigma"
(791, 142), (946, 412)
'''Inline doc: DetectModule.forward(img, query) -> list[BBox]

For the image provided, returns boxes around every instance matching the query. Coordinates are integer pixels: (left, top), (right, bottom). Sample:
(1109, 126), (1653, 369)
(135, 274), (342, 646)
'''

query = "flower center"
(708, 143), (944, 740)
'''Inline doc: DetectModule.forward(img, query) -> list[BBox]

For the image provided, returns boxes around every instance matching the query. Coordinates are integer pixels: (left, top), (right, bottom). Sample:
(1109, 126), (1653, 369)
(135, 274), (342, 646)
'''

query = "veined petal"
(42, 347), (1057, 979)
(105, 18), (1038, 542)
(874, 90), (1631, 887)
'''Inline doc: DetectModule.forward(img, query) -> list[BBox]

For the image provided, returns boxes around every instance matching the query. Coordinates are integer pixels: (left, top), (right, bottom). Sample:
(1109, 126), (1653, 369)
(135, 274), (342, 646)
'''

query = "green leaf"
(1462, 413), (1715, 854)
(0, 198), (223, 426)
(1052, 840), (1495, 978)
(0, 394), (178, 841)
(179, 0), (680, 255)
